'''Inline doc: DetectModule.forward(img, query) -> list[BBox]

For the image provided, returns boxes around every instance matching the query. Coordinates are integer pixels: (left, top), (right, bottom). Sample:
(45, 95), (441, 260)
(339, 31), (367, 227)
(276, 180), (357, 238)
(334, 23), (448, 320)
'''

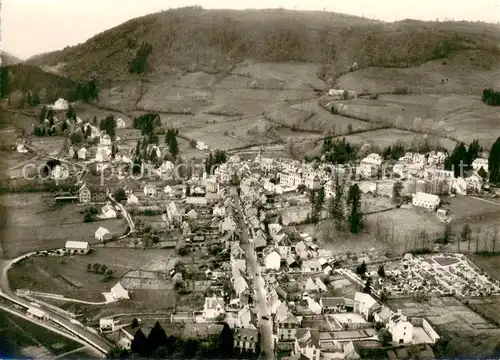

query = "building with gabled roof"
(233, 327), (259, 354)
(64, 241), (90, 255)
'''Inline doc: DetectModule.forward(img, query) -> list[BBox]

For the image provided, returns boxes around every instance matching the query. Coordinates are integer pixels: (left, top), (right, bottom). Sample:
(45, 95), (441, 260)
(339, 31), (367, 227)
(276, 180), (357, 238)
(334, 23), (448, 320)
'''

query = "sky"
(2, 0), (499, 59)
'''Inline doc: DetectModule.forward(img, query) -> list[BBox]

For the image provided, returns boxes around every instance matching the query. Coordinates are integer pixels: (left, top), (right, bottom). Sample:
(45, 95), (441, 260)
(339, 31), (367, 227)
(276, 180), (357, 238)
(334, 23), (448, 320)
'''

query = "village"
(6, 95), (500, 359)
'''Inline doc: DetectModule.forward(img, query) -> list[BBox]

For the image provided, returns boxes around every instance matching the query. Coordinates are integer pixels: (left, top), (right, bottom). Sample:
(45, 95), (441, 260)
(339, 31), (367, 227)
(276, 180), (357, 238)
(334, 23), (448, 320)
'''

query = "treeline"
(444, 139), (482, 177)
(482, 88), (500, 106)
(321, 137), (357, 164)
(205, 150), (228, 173)
(107, 321), (249, 359)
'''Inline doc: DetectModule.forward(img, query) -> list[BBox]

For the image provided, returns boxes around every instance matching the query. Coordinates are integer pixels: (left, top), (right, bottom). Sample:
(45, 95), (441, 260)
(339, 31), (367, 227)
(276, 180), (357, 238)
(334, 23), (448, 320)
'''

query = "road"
(231, 187), (275, 360)
(0, 256), (113, 355)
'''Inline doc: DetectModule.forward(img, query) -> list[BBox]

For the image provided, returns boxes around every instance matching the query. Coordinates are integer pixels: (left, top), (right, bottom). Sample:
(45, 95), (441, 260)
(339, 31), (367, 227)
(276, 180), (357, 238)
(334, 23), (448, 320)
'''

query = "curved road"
(232, 187), (275, 360)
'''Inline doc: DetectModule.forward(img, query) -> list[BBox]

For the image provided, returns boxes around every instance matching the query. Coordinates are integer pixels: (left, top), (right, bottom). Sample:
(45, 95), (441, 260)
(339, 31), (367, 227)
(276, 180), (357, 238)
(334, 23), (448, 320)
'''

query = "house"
(315, 278), (328, 292)
(392, 163), (407, 179)
(279, 170), (303, 188)
(220, 216), (237, 233)
(50, 98), (69, 110)
(304, 175), (321, 190)
(196, 141), (209, 151)
(64, 241), (90, 255)
(277, 313), (300, 341)
(253, 232), (267, 250)
(233, 328), (259, 354)
(202, 296), (225, 321)
(265, 251), (281, 271)
(101, 204), (117, 219)
(27, 307), (49, 321)
(144, 184), (157, 197)
(116, 118), (127, 129)
(186, 209), (198, 220)
(305, 278), (319, 292)
(452, 177), (467, 195)
(294, 329), (321, 360)
(412, 192), (440, 211)
(185, 197), (208, 207)
(167, 202), (182, 224)
(234, 277), (249, 296)
(387, 313), (413, 344)
(127, 193), (139, 205)
(213, 204), (226, 217)
(110, 282), (130, 300)
(472, 158), (488, 173)
(95, 227), (111, 241)
(308, 298), (323, 314)
(302, 260), (322, 273)
(79, 183), (107, 203)
(51, 165), (69, 180)
(78, 147), (88, 160)
(354, 292), (380, 321)
(466, 173), (483, 192)
(99, 318), (116, 332)
(320, 297), (355, 313)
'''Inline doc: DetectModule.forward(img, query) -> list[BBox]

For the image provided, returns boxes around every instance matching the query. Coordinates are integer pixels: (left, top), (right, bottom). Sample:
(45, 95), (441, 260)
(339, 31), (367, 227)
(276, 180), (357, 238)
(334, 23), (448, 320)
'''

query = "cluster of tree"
(75, 79), (98, 102)
(489, 137), (500, 184)
(327, 175), (345, 231)
(355, 261), (372, 293)
(347, 183), (363, 234)
(34, 106), (60, 136)
(86, 262), (114, 281)
(321, 137), (357, 164)
(481, 88), (500, 106)
(0, 67), (8, 98)
(114, 188), (127, 202)
(205, 150), (228, 173)
(129, 42), (153, 74)
(83, 206), (98, 222)
(308, 187), (325, 224)
(66, 104), (77, 121)
(444, 139), (482, 177)
(165, 129), (179, 157)
(392, 181), (403, 204)
(381, 144), (406, 161)
(108, 320), (237, 359)
(40, 159), (60, 178)
(100, 115), (117, 138)
(325, 178), (363, 234)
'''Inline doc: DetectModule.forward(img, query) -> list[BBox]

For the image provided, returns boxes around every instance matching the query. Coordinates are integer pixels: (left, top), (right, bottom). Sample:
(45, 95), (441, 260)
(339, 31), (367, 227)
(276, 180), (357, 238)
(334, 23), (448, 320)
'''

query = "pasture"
(0, 193), (128, 257)
(8, 247), (177, 302)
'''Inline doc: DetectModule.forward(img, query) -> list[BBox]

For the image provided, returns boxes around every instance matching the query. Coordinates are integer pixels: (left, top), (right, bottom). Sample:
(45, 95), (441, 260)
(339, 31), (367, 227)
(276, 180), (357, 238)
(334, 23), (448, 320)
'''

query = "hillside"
(1, 52), (22, 66)
(25, 7), (500, 83)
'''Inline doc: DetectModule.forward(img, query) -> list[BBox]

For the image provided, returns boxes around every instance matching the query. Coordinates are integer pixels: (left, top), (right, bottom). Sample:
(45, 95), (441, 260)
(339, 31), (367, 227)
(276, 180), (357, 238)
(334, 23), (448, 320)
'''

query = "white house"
(50, 98), (69, 111)
(452, 177), (467, 195)
(305, 278), (319, 292)
(466, 173), (483, 192)
(101, 204), (117, 219)
(202, 296), (225, 321)
(51, 165), (69, 180)
(17, 144), (28, 153)
(412, 192), (440, 211)
(304, 175), (321, 190)
(144, 184), (157, 197)
(27, 306), (49, 321)
(127, 193), (139, 205)
(315, 277), (328, 292)
(99, 318), (116, 332)
(294, 329), (321, 360)
(196, 141), (209, 151)
(361, 153), (383, 166)
(116, 118), (127, 129)
(64, 241), (90, 255)
(392, 163), (407, 179)
(95, 227), (111, 241)
(186, 209), (198, 220)
(264, 251), (281, 271)
(279, 171), (303, 188)
(301, 260), (322, 273)
(213, 204), (226, 217)
(472, 158), (488, 173)
(354, 292), (380, 321)
(77, 147), (88, 160)
(110, 282), (130, 300)
(387, 313), (414, 344)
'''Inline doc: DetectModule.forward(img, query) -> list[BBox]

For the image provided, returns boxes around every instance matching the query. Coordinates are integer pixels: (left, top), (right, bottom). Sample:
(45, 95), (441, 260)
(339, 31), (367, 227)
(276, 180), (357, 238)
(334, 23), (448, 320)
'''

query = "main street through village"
(232, 187), (275, 360)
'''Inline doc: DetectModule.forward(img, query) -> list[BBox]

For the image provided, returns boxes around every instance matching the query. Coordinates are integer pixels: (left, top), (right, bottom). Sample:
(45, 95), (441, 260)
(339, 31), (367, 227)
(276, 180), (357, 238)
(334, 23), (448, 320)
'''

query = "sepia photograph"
(1, 0), (500, 358)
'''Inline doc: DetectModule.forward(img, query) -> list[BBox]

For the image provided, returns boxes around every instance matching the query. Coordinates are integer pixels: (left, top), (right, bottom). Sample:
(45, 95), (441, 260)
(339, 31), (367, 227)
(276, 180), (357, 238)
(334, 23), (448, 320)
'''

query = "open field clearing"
(468, 254), (500, 282)
(72, 102), (130, 124)
(0, 194), (128, 258)
(466, 296), (500, 328)
(59, 347), (100, 359)
(138, 84), (213, 113)
(0, 151), (38, 180)
(445, 196), (500, 222)
(388, 296), (500, 356)
(336, 51), (500, 95)
(335, 94), (499, 147)
(8, 248), (177, 301)
(342, 128), (457, 150)
(30, 136), (67, 155)
(160, 113), (228, 131)
(0, 310), (82, 358)
(232, 62), (325, 91)
(97, 81), (144, 113)
(182, 117), (280, 150)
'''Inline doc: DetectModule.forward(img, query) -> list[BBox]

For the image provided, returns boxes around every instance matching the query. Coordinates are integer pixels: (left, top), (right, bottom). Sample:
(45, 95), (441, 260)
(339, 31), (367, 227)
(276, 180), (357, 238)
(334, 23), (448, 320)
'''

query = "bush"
(129, 42), (153, 74)
(482, 88), (500, 106)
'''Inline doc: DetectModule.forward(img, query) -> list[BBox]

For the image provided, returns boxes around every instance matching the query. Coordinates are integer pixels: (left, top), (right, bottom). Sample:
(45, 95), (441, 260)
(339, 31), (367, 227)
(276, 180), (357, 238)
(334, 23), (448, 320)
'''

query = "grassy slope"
(25, 8), (500, 83)
(1, 52), (22, 66)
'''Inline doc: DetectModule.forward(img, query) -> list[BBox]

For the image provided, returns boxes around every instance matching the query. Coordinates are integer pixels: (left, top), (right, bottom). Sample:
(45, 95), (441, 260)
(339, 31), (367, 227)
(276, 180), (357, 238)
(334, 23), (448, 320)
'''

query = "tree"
(392, 181), (403, 203)
(347, 184), (363, 234)
(363, 277), (372, 293)
(377, 264), (386, 277)
(378, 329), (392, 347)
(467, 139), (482, 167)
(38, 105), (47, 123)
(461, 224), (472, 252)
(189, 139), (197, 148)
(489, 137), (500, 183)
(131, 329), (150, 357)
(148, 321), (168, 350)
(106, 347), (130, 359)
(168, 136), (179, 158)
(219, 322), (234, 358)
(131, 318), (139, 329)
(442, 223), (453, 244)
(114, 188), (126, 202)
(356, 261), (367, 276)
(100, 115), (117, 138)
(85, 125), (92, 139)
(482, 88), (500, 106)
(66, 105), (77, 121)
(478, 166), (488, 180)
(129, 42), (153, 74)
(102, 269), (113, 282)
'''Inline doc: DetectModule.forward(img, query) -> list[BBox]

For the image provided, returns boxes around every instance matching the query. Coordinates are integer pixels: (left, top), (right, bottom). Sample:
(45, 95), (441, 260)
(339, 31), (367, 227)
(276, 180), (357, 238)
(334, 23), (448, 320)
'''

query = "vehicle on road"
(262, 315), (270, 321)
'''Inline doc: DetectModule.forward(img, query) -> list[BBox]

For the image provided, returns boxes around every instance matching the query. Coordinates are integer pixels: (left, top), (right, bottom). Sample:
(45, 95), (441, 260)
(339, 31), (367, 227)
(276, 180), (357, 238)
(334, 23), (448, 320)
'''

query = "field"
(468, 254), (500, 282)
(336, 50), (500, 95)
(387, 296), (500, 356)
(0, 310), (83, 358)
(0, 193), (128, 258)
(8, 247), (177, 302)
